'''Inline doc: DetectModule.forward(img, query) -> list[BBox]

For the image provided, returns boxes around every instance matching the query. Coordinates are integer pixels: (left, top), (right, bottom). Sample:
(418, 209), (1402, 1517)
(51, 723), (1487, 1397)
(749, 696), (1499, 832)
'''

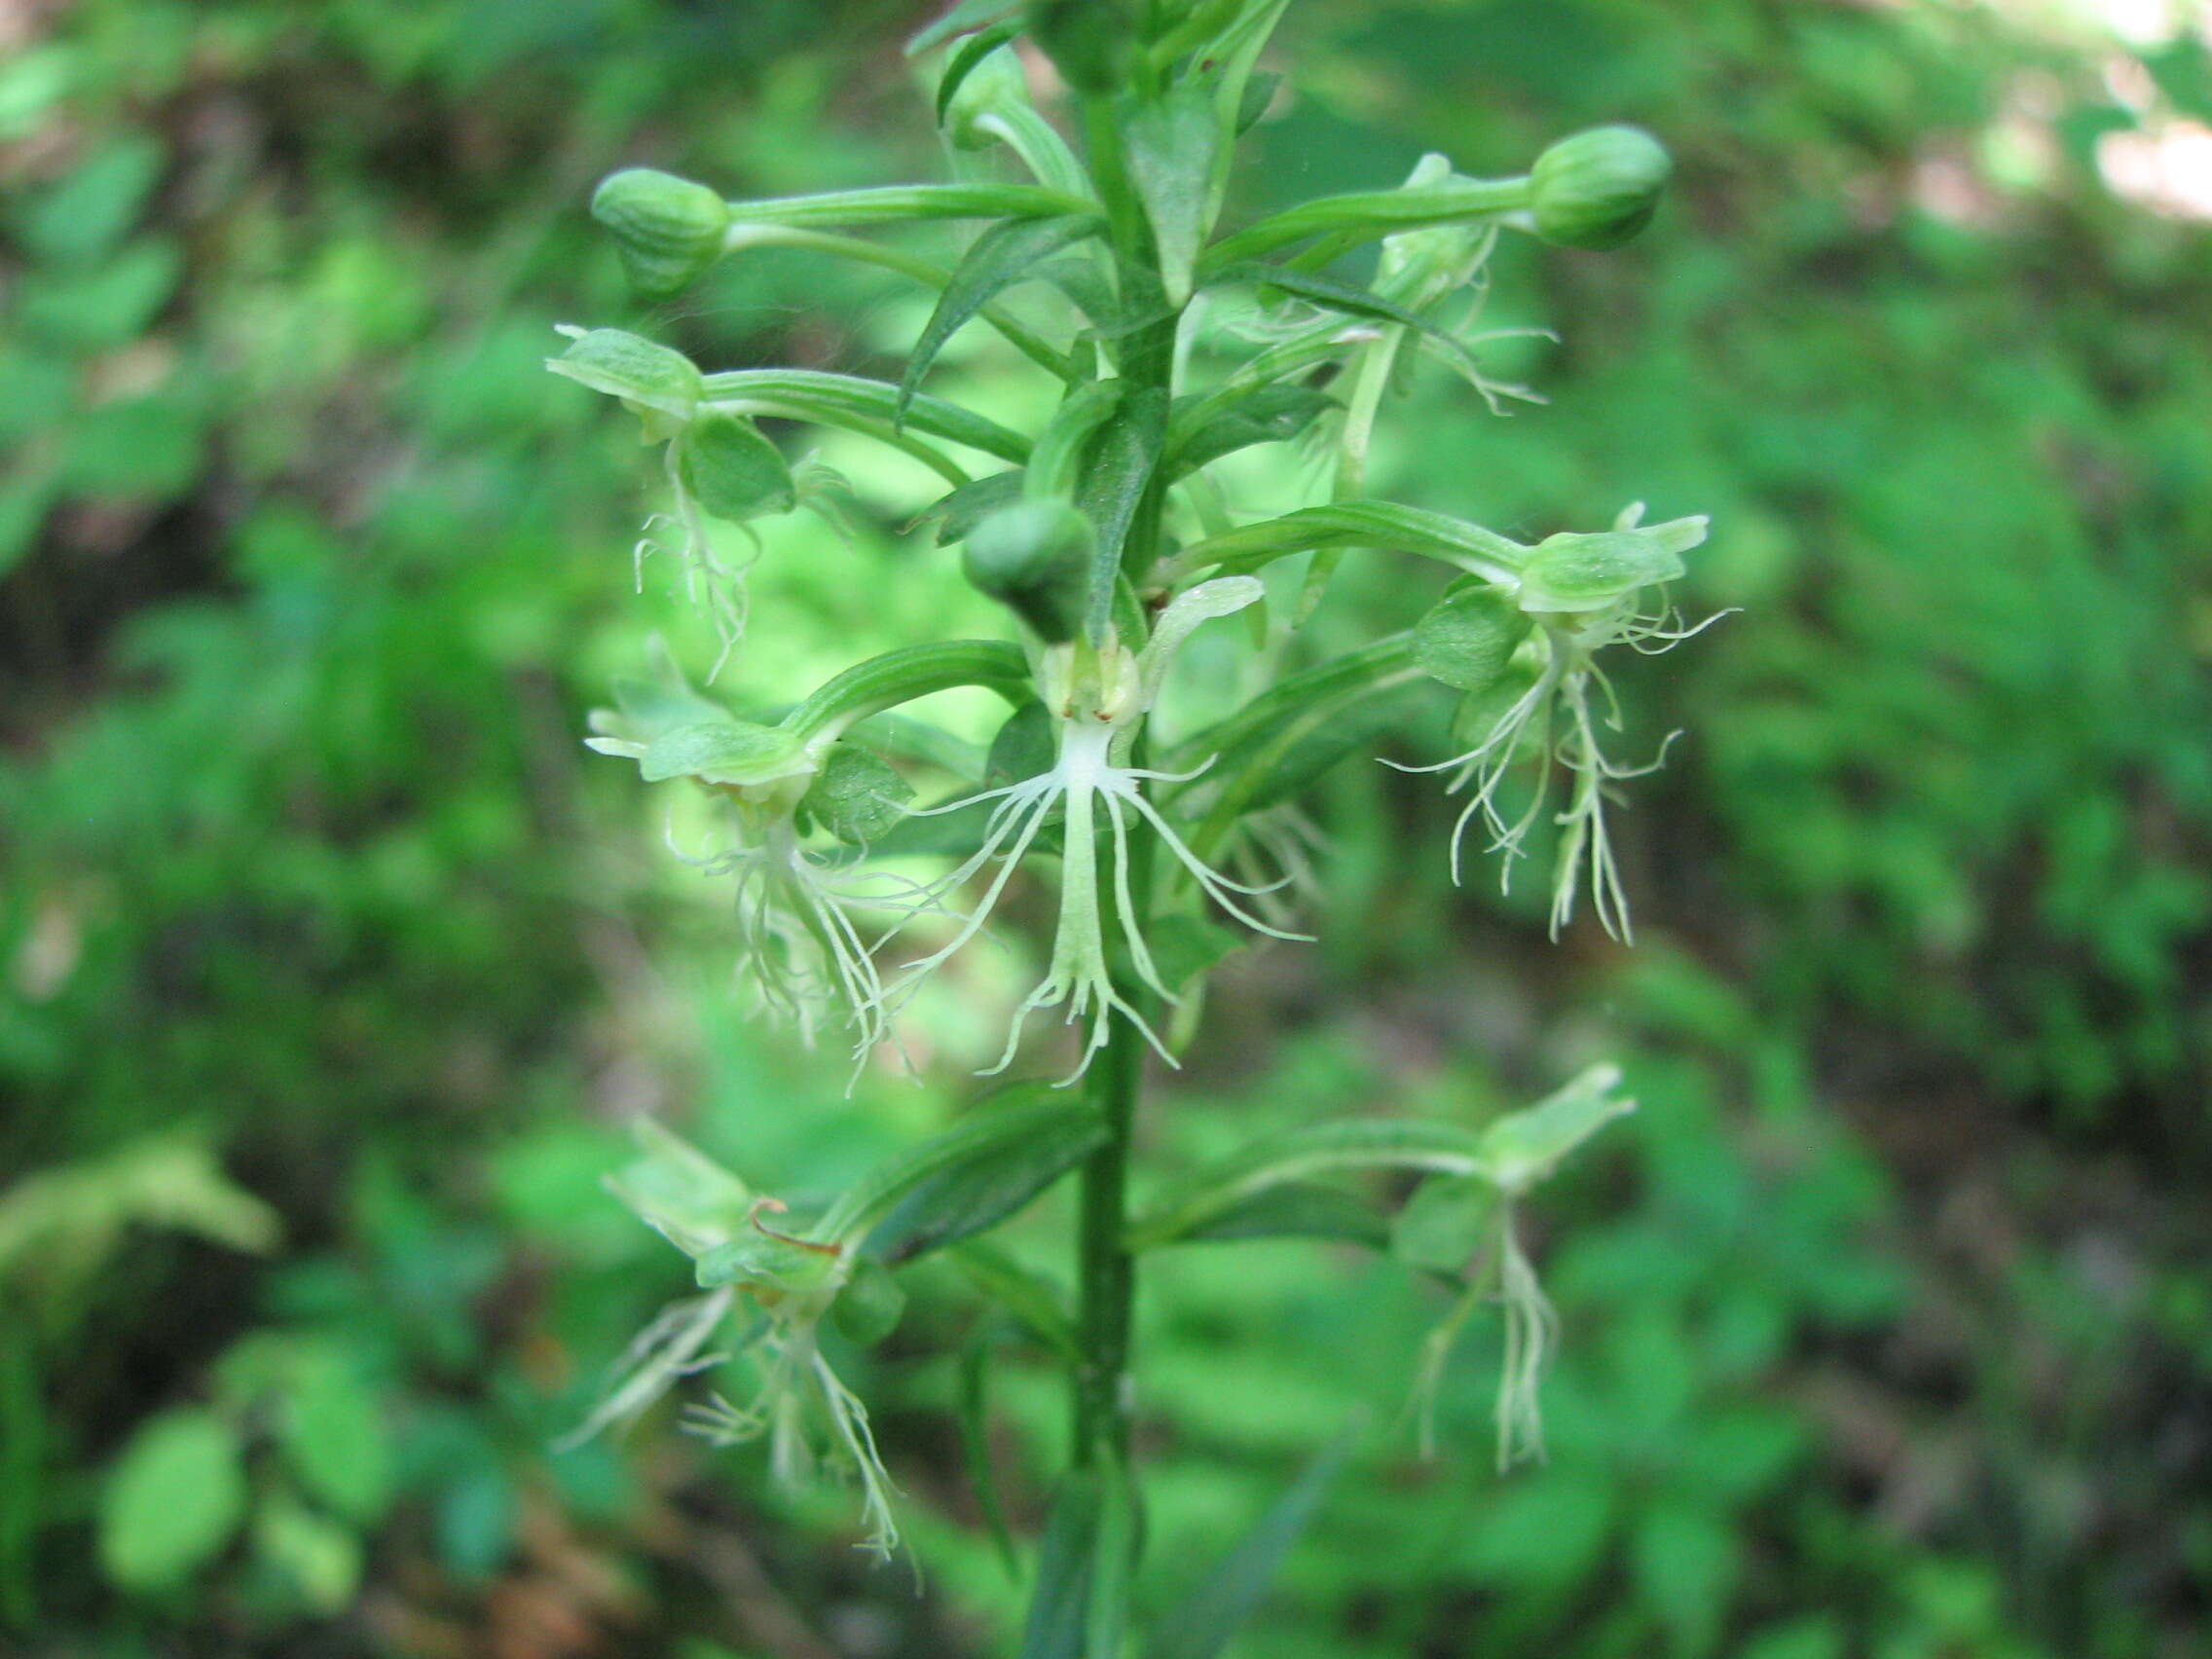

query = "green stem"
(1074, 1008), (1140, 1465)
(1070, 90), (1179, 1485)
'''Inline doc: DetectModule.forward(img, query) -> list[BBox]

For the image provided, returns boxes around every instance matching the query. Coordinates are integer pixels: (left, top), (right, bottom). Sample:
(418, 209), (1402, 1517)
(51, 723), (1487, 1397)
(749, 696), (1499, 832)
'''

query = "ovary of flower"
(885, 578), (1307, 1082)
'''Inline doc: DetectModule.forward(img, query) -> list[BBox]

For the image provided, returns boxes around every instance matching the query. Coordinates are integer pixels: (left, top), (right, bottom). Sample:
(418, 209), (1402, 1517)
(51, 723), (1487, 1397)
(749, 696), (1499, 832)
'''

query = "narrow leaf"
(950, 1240), (1080, 1360)
(920, 470), (1027, 546)
(821, 1084), (1106, 1251)
(1165, 383), (1338, 478)
(901, 215), (1102, 424)
(1207, 261), (1495, 390)
(1122, 85), (1221, 307)
(937, 23), (1025, 127)
(1141, 1425), (1359, 1659)
(907, 0), (1021, 55)
(1022, 1474), (1104, 1659)
(957, 1332), (1021, 1574)
(1075, 387), (1169, 628)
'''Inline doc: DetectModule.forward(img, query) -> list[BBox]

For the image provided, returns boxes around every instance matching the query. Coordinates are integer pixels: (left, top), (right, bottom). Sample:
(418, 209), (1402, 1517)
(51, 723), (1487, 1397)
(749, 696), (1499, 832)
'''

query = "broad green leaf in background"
(98, 1408), (246, 1592)
(278, 1354), (392, 1525)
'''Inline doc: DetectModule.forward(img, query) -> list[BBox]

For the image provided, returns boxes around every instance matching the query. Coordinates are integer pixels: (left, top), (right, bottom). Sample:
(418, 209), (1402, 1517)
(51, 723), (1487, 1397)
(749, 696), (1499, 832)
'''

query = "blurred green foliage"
(3, 1), (2208, 1657)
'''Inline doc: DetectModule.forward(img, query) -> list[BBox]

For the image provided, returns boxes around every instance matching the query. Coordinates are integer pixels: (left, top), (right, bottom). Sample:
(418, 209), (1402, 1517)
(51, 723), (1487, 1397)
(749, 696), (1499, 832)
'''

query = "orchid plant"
(551, 1), (1712, 1647)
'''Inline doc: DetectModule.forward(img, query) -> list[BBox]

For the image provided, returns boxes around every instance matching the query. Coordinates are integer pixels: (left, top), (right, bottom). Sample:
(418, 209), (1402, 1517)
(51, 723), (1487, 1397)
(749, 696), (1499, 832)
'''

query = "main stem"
(1071, 101), (1179, 1476)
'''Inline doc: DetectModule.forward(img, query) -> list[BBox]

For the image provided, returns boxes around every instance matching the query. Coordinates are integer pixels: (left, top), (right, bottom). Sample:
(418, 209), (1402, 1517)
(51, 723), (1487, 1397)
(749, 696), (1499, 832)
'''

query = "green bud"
(1517, 515), (1705, 614)
(591, 167), (732, 298)
(962, 499), (1094, 644)
(678, 412), (795, 522)
(1415, 577), (1531, 692)
(545, 327), (703, 432)
(1024, 0), (1132, 93)
(1528, 126), (1670, 251)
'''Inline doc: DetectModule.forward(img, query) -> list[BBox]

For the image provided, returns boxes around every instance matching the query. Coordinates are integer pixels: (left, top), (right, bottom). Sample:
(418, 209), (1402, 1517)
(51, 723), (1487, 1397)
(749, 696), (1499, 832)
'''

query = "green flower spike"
(889, 578), (1309, 1082)
(565, 1123), (903, 1558)
(1391, 507), (1716, 940)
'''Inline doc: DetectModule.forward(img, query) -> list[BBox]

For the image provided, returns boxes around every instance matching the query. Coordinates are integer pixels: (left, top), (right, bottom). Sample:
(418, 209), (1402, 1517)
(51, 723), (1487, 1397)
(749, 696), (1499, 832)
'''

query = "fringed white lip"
(1388, 598), (1727, 942)
(885, 715), (1307, 1086)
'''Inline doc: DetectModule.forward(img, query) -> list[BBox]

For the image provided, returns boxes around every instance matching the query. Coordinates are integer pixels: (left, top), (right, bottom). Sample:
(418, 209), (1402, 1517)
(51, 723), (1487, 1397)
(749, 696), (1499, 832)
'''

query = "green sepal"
(1529, 125), (1671, 251)
(800, 744), (915, 844)
(677, 412), (795, 521)
(602, 1120), (756, 1256)
(1517, 516), (1706, 613)
(590, 167), (732, 298)
(545, 327), (702, 428)
(638, 719), (811, 788)
(693, 1221), (846, 1297)
(1235, 70), (1281, 134)
(1389, 1172), (1497, 1273)
(1477, 1063), (1634, 1194)
(601, 640), (728, 745)
(830, 1256), (908, 1346)
(964, 498), (1095, 644)
(1415, 577), (1530, 691)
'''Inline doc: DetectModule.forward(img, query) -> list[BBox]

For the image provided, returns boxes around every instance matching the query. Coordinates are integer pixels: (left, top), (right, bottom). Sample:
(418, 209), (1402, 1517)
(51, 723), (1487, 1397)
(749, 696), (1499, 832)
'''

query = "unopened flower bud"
(592, 166), (733, 298)
(962, 499), (1094, 644)
(1528, 126), (1670, 251)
